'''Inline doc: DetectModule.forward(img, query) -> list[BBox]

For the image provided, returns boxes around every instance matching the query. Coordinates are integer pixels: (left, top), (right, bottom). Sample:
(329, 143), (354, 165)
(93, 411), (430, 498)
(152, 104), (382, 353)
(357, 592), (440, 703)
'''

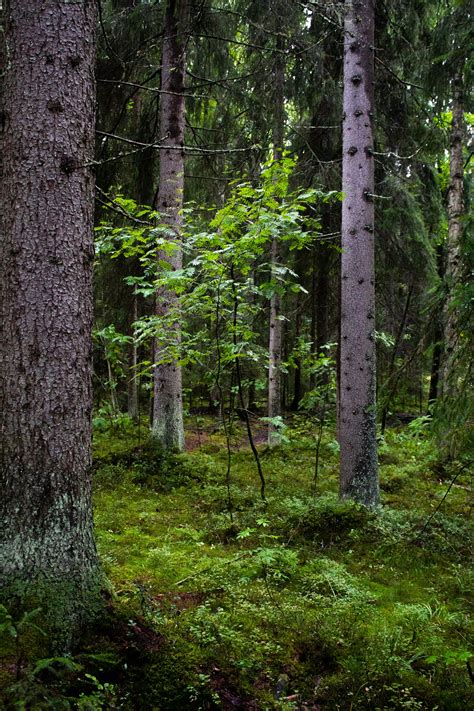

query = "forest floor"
(1, 415), (473, 710)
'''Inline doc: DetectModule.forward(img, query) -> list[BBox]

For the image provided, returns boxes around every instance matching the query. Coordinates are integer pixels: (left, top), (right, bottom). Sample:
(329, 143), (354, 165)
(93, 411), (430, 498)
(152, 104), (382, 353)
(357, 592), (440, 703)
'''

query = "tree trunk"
(315, 247), (330, 358)
(152, 0), (188, 451)
(291, 291), (302, 410)
(0, 0), (100, 642)
(339, 0), (379, 507)
(267, 36), (285, 446)
(127, 290), (139, 422)
(441, 73), (465, 395)
(428, 243), (444, 406)
(309, 247), (318, 392)
(380, 282), (414, 433)
(312, 238), (331, 384)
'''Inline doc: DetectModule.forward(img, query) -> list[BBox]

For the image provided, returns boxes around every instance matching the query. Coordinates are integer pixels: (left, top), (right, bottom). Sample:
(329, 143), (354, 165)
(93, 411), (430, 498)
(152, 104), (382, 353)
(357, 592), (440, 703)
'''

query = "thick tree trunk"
(0, 0), (100, 640)
(441, 74), (465, 395)
(152, 0), (188, 451)
(267, 37), (285, 446)
(339, 0), (379, 507)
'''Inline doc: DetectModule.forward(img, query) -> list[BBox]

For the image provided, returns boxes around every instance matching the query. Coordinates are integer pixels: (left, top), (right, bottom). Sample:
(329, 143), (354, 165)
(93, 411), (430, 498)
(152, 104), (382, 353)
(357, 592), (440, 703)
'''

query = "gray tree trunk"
(0, 0), (101, 639)
(441, 73), (465, 395)
(152, 0), (188, 451)
(339, 0), (379, 507)
(127, 291), (139, 422)
(267, 38), (285, 446)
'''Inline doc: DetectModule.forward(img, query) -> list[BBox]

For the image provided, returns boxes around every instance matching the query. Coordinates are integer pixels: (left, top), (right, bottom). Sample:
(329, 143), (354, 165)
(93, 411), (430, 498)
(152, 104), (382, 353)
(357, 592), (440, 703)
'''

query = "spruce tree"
(339, 0), (379, 506)
(0, 0), (101, 641)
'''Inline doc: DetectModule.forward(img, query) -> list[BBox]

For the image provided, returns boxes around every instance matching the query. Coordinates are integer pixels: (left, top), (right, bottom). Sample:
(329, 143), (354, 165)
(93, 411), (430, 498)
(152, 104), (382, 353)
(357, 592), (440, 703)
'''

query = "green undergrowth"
(1, 417), (472, 709)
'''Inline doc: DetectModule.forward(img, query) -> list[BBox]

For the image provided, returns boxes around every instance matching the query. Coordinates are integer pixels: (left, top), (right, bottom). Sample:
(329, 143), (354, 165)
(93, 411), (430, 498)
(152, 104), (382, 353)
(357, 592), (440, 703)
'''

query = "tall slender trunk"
(0, 0), (100, 639)
(339, 0), (379, 507)
(441, 73), (465, 395)
(268, 36), (285, 446)
(127, 290), (139, 421)
(291, 291), (302, 410)
(315, 251), (330, 358)
(152, 0), (188, 451)
(380, 282), (414, 433)
(428, 243), (444, 405)
(310, 247), (318, 391)
(310, 210), (333, 391)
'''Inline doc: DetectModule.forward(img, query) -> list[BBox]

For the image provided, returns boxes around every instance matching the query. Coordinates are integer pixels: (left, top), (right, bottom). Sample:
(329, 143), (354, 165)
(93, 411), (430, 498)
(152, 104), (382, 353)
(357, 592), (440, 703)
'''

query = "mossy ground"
(1, 415), (472, 709)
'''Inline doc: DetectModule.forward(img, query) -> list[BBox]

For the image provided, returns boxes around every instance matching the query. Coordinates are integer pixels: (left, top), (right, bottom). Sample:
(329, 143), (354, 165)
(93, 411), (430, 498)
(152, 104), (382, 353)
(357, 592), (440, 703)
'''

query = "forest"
(0, 0), (473, 709)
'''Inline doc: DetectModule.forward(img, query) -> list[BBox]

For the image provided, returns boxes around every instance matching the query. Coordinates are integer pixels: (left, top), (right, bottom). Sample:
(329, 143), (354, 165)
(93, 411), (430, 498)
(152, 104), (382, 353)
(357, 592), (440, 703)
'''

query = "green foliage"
(0, 605), (118, 709)
(94, 157), (339, 403)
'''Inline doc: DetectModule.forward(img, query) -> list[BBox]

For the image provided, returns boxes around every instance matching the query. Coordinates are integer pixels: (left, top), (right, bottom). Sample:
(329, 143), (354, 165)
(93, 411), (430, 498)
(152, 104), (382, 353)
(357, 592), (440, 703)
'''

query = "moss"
(2, 421), (472, 708)
(0, 570), (105, 654)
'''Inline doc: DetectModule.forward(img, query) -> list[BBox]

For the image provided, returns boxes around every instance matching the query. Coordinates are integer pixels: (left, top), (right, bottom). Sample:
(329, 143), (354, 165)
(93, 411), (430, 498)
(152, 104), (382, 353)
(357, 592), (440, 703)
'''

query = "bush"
(280, 493), (373, 545)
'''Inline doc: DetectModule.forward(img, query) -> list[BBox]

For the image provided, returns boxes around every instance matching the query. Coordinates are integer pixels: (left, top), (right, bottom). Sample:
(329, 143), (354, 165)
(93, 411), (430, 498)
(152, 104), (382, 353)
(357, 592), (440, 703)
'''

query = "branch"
(98, 78), (205, 99)
(96, 130), (262, 155)
(192, 32), (286, 53)
(375, 56), (424, 91)
(412, 461), (474, 541)
(95, 186), (152, 225)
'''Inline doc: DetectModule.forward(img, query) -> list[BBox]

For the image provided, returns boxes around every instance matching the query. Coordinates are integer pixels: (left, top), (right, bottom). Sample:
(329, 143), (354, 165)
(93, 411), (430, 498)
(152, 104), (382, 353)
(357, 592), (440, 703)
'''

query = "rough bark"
(267, 37), (285, 446)
(0, 0), (101, 638)
(441, 74), (465, 395)
(339, 0), (379, 507)
(152, 0), (188, 451)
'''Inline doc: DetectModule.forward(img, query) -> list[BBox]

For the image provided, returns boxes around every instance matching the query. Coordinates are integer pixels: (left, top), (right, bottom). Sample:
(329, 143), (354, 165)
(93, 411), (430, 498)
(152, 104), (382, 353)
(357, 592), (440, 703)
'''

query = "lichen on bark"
(0, 0), (102, 642)
(152, 0), (188, 452)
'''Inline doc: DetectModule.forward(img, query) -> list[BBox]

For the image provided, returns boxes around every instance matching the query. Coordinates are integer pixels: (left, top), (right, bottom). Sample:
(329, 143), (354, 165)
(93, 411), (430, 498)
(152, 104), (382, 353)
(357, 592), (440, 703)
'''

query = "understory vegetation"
(1, 416), (472, 710)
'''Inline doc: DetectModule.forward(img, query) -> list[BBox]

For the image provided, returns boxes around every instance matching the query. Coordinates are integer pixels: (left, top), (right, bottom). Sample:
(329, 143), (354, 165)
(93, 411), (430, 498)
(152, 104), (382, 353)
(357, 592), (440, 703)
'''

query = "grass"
(1, 414), (473, 709)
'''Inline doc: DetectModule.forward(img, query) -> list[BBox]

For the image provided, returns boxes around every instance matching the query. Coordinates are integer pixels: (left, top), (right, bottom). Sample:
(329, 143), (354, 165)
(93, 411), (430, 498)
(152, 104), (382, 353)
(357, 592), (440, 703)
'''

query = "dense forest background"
(0, 0), (473, 709)
(91, 0), (472, 457)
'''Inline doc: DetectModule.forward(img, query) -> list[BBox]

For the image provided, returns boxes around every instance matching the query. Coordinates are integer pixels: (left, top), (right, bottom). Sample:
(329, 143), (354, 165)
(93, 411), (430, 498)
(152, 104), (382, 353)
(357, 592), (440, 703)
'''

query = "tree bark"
(309, 230), (331, 391)
(428, 243), (444, 405)
(152, 0), (188, 451)
(339, 0), (379, 507)
(267, 36), (285, 446)
(291, 291), (302, 411)
(441, 73), (465, 395)
(0, 0), (100, 640)
(127, 289), (139, 422)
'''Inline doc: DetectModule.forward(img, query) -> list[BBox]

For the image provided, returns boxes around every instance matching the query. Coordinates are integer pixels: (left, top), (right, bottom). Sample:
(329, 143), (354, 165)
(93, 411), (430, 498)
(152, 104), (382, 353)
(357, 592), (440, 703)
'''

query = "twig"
(375, 55), (423, 90)
(231, 264), (266, 502)
(215, 272), (234, 521)
(412, 461), (473, 541)
(95, 186), (152, 225)
(98, 77), (205, 98)
(96, 130), (262, 155)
